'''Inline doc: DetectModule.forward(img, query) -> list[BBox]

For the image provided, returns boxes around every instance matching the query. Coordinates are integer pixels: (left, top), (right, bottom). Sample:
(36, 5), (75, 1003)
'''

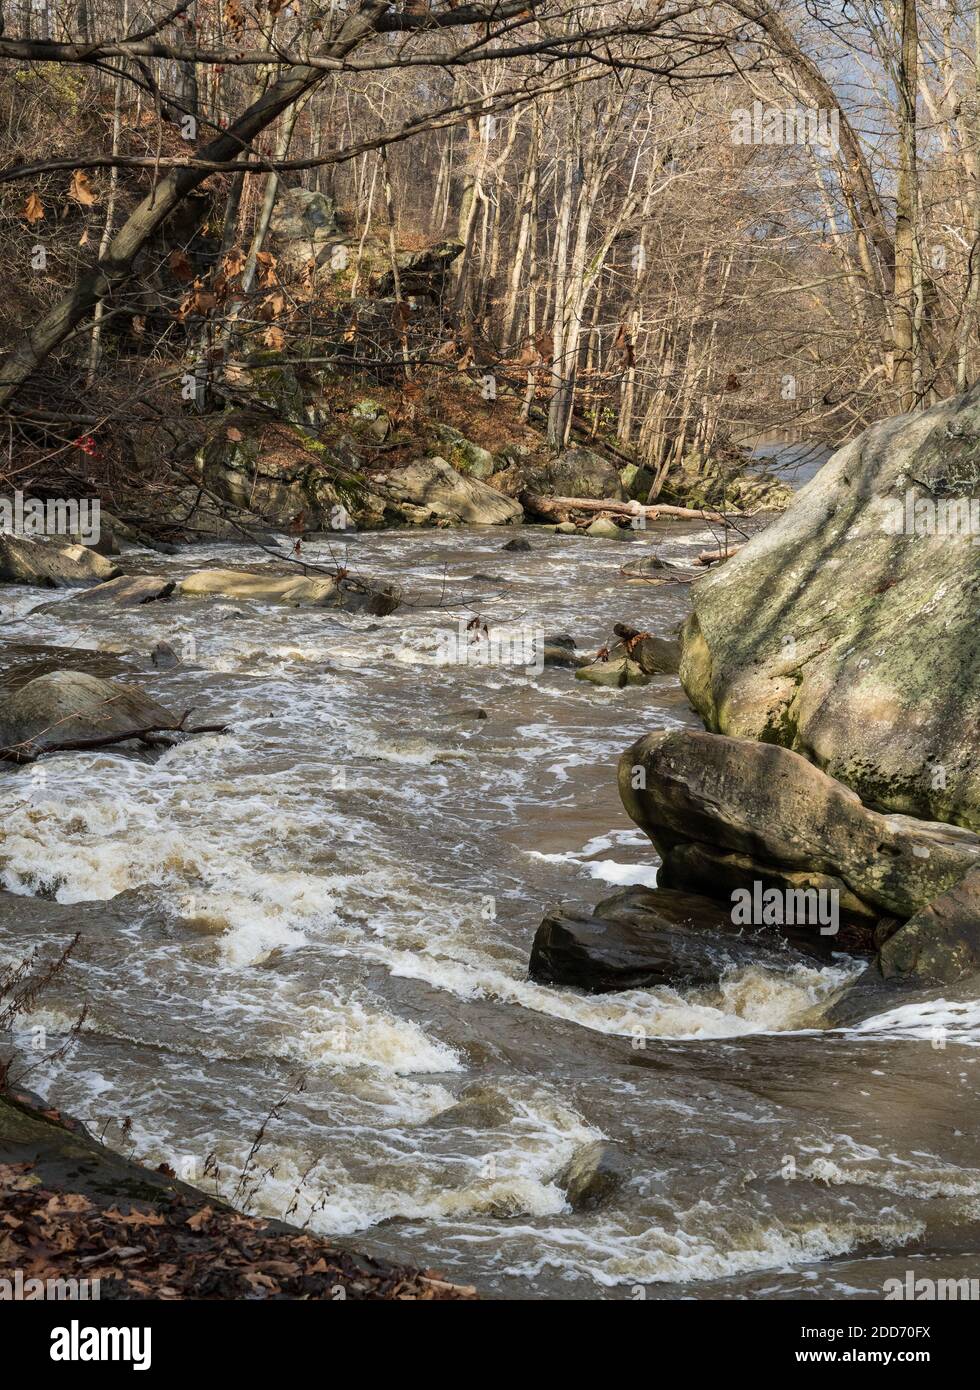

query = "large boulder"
(547, 446), (624, 501)
(0, 672), (176, 758)
(375, 457), (523, 526)
(679, 385), (980, 829)
(268, 188), (342, 277)
(0, 535), (121, 588)
(618, 729), (980, 925)
(199, 416), (387, 531)
(179, 568), (400, 614)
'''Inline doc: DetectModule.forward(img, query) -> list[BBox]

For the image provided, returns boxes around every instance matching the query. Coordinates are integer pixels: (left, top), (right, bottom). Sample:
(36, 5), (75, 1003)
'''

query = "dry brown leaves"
(0, 1161), (476, 1301)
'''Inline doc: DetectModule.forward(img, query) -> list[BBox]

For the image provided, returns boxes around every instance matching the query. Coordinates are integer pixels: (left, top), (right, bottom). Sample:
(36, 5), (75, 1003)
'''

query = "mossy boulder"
(200, 419), (386, 531)
(680, 384), (980, 830)
(548, 446), (624, 501)
(429, 424), (496, 481)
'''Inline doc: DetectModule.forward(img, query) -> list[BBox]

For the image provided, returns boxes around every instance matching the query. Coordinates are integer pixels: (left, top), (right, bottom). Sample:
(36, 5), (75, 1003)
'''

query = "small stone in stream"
(67, 575), (176, 607)
(501, 536), (532, 552)
(450, 706), (488, 719)
(575, 655), (649, 687)
(468, 573), (508, 585)
(586, 517), (632, 540)
(621, 554), (676, 577)
(556, 522), (579, 534)
(543, 633), (577, 649)
(556, 1142), (628, 1212)
(151, 641), (180, 671)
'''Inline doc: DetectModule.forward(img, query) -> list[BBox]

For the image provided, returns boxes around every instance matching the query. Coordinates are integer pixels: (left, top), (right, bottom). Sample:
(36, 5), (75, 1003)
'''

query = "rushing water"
(2, 522), (979, 1299)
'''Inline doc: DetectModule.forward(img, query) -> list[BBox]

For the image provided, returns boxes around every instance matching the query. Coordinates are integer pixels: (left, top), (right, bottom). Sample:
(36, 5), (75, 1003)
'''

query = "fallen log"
(522, 493), (738, 526)
(696, 544), (745, 566)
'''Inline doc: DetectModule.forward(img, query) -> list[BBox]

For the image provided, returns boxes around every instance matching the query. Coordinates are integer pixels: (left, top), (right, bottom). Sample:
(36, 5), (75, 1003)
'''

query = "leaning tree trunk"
(0, 0), (390, 408)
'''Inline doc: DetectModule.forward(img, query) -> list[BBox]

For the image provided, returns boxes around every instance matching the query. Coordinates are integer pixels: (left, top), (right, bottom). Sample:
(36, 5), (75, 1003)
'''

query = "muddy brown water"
(1, 523), (979, 1299)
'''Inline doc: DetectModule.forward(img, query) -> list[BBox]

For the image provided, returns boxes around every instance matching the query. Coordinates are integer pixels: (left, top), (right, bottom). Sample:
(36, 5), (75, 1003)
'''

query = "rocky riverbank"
(529, 385), (980, 1005)
(0, 1085), (475, 1300)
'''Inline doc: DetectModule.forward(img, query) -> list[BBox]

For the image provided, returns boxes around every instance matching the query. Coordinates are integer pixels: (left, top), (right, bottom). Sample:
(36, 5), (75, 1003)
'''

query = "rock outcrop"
(878, 866), (980, 984)
(679, 384), (980, 830)
(373, 457), (523, 527)
(0, 535), (121, 588)
(618, 729), (980, 930)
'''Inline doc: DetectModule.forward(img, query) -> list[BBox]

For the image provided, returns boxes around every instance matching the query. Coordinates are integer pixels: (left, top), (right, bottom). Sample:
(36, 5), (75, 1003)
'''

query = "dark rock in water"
(501, 536), (532, 552)
(879, 866), (980, 984)
(556, 1141), (628, 1211)
(450, 706), (488, 720)
(0, 671), (178, 758)
(542, 645), (589, 670)
(58, 575), (175, 608)
(543, 633), (577, 650)
(468, 573), (508, 585)
(151, 641), (180, 671)
(0, 535), (121, 588)
(528, 885), (827, 993)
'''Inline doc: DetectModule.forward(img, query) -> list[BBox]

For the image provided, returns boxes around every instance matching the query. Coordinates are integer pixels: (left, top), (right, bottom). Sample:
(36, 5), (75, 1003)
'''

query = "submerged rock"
(556, 1141), (628, 1211)
(619, 728), (980, 928)
(179, 567), (400, 614)
(0, 535), (121, 588)
(0, 671), (176, 758)
(678, 383), (980, 829)
(501, 536), (532, 552)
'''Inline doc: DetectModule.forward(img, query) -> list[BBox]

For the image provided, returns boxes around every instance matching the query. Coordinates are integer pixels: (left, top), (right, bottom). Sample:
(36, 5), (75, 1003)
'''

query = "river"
(2, 519), (979, 1299)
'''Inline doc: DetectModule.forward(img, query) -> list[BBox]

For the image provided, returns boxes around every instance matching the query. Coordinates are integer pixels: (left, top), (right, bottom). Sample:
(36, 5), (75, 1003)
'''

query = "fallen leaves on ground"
(0, 1162), (476, 1300)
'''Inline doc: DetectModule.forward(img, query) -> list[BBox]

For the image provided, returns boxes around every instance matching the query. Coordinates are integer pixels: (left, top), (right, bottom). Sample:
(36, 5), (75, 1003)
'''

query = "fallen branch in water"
(696, 543), (745, 565)
(0, 708), (229, 764)
(521, 493), (739, 526)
